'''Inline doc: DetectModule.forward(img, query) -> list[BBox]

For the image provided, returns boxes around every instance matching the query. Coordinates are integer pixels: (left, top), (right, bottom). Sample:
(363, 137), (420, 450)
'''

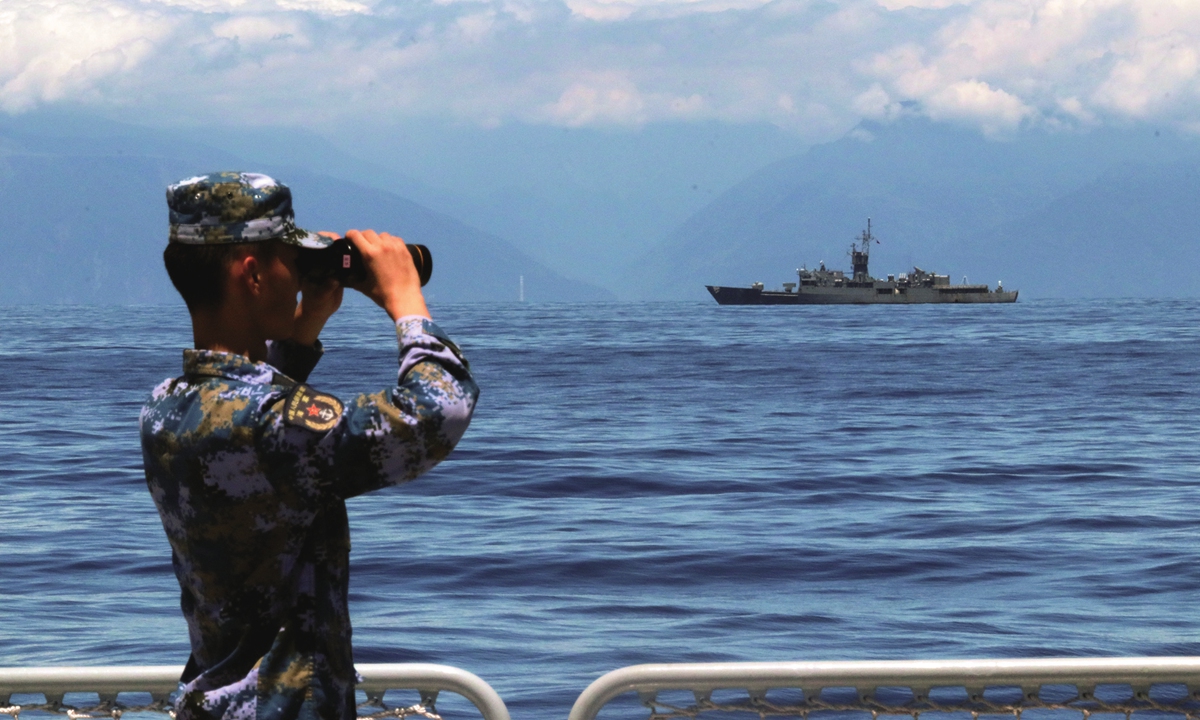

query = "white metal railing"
(0, 663), (509, 720)
(10, 657), (1200, 720)
(568, 657), (1200, 720)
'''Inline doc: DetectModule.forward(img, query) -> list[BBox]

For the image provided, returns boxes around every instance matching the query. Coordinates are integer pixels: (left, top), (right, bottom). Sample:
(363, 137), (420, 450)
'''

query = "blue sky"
(5, 0), (1199, 142)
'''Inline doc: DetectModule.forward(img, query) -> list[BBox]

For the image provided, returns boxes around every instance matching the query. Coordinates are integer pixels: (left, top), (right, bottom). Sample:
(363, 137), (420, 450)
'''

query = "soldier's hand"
(345, 229), (431, 321)
(292, 276), (344, 345)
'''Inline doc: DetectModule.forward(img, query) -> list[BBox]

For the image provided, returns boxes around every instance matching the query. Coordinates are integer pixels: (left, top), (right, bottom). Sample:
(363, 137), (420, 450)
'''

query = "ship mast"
(850, 218), (875, 282)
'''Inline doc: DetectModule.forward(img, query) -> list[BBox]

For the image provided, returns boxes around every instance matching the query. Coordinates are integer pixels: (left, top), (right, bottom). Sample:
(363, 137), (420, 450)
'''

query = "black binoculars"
(297, 238), (432, 287)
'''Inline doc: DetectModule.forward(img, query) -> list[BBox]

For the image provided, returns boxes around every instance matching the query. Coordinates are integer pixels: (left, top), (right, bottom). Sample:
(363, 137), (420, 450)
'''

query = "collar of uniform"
(183, 349), (291, 386)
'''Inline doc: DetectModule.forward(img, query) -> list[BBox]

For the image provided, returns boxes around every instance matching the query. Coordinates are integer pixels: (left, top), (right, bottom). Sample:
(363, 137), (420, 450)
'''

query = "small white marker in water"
(520, 275), (525, 302)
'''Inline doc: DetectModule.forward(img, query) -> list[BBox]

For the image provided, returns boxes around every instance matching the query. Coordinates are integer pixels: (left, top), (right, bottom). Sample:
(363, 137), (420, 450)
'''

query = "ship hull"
(706, 285), (1018, 305)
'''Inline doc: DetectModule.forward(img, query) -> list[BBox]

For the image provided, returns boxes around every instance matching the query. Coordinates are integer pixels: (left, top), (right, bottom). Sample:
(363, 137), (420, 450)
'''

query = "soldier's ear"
(237, 252), (263, 295)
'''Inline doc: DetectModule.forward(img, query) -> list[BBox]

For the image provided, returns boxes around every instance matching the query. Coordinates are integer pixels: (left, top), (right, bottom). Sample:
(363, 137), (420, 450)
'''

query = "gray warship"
(706, 220), (1017, 305)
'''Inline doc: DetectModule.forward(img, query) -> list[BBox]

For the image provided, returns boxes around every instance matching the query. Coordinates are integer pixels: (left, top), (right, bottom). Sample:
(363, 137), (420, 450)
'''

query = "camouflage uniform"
(141, 173), (479, 720)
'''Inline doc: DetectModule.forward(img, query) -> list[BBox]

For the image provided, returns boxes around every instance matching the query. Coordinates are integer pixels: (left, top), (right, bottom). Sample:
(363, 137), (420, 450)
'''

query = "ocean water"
(3, 299), (1200, 720)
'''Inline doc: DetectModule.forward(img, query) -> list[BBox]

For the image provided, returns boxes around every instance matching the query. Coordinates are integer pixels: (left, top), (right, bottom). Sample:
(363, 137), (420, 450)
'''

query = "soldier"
(141, 172), (479, 720)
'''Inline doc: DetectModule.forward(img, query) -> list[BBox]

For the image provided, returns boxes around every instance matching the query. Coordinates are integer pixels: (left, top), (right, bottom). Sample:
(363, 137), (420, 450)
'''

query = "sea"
(3, 299), (1200, 720)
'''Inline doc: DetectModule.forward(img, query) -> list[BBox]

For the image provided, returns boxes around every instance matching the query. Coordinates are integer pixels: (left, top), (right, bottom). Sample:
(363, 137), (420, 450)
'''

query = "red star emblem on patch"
(307, 404), (321, 416)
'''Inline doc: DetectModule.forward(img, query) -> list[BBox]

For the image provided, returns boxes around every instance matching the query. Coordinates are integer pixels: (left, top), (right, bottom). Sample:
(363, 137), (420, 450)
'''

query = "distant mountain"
(971, 161), (1200, 297)
(630, 119), (1200, 299)
(0, 114), (613, 304)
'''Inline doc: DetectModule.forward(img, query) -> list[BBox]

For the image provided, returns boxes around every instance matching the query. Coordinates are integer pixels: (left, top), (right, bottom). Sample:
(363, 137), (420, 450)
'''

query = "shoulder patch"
(283, 384), (344, 432)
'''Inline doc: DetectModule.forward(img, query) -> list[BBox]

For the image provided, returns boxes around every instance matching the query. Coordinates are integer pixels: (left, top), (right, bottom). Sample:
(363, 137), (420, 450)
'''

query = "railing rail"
(11, 656), (1200, 720)
(568, 657), (1200, 720)
(360, 664), (510, 720)
(0, 663), (509, 720)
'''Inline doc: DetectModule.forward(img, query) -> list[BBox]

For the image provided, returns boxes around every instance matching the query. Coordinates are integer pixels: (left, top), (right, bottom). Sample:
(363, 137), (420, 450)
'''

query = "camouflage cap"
(167, 172), (332, 249)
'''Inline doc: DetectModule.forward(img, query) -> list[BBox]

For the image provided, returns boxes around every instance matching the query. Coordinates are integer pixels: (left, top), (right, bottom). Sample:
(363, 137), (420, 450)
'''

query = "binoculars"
(297, 238), (432, 287)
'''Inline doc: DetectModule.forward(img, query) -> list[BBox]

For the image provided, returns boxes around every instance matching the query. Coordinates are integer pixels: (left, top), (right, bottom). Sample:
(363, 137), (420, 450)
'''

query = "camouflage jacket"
(140, 317), (479, 720)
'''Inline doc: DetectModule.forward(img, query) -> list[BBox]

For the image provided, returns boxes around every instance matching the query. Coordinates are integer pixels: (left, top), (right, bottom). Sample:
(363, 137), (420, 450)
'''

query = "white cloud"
(877, 0), (968, 9)
(0, 1), (174, 112)
(1091, 31), (1200, 117)
(212, 16), (312, 46)
(563, 0), (771, 22)
(853, 83), (906, 121)
(2, 0), (1200, 139)
(861, 0), (1200, 132)
(537, 72), (708, 125)
(274, 0), (370, 14)
(542, 75), (647, 125)
(149, 0), (372, 14)
(927, 80), (1033, 134)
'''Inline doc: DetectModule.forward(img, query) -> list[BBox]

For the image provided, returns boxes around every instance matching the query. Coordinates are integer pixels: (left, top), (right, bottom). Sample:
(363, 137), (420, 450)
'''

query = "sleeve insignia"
(283, 384), (344, 432)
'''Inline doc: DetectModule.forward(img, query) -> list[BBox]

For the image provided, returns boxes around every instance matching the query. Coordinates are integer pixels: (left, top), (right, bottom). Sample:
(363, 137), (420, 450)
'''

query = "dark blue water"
(3, 300), (1200, 719)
